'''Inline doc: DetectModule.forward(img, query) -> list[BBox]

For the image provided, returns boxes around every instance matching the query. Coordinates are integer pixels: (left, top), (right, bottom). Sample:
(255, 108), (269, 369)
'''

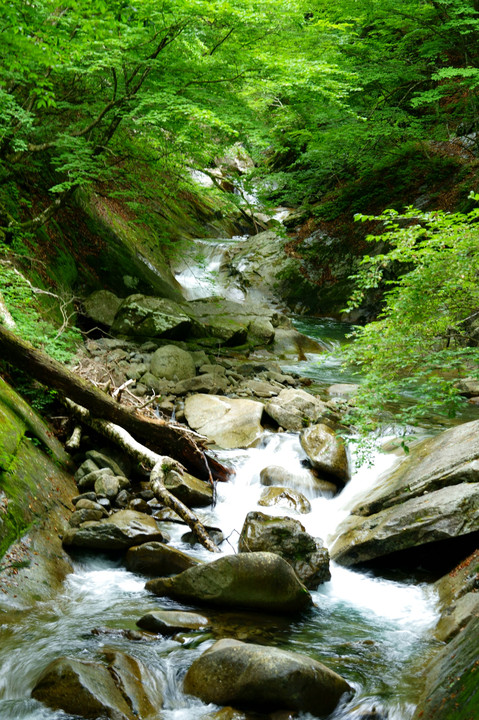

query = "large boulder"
(238, 512), (330, 588)
(273, 328), (325, 359)
(150, 345), (196, 381)
(300, 424), (350, 484)
(184, 394), (264, 449)
(62, 510), (166, 551)
(330, 483), (479, 566)
(125, 542), (200, 575)
(112, 294), (193, 338)
(351, 419), (479, 517)
(145, 552), (312, 614)
(184, 638), (353, 717)
(264, 388), (328, 431)
(82, 289), (123, 327)
(31, 651), (160, 719)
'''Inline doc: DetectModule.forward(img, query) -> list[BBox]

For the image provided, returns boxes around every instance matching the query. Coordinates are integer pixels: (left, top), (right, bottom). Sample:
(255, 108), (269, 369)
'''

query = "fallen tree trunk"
(0, 325), (231, 482)
(65, 400), (219, 552)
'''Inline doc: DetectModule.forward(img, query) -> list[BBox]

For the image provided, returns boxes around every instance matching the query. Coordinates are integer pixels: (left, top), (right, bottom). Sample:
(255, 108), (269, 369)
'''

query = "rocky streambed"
(1, 231), (478, 719)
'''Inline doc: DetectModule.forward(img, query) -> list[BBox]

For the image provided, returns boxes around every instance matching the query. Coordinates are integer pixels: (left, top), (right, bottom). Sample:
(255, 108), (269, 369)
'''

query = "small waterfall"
(173, 238), (246, 301)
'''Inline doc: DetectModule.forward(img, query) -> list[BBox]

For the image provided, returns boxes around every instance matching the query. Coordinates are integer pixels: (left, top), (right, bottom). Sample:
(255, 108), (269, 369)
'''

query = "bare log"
(65, 400), (219, 553)
(0, 325), (232, 482)
(65, 424), (82, 451)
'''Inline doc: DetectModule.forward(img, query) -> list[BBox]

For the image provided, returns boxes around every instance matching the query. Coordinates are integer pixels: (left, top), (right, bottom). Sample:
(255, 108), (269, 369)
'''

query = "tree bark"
(0, 325), (232, 482)
(65, 400), (219, 552)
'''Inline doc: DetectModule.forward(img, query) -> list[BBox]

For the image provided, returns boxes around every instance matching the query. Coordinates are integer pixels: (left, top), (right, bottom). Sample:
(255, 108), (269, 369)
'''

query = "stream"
(0, 233), (442, 720)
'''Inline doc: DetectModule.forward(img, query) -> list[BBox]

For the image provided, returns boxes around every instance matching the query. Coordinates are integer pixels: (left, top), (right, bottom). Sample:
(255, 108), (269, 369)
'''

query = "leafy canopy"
(342, 196), (479, 434)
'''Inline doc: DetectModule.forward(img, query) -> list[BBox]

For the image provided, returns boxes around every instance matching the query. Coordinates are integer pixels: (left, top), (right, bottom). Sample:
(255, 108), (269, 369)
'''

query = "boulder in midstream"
(300, 423), (350, 484)
(183, 638), (353, 717)
(125, 542), (201, 575)
(264, 387), (328, 431)
(145, 552), (312, 613)
(137, 609), (210, 635)
(238, 511), (330, 588)
(258, 485), (312, 514)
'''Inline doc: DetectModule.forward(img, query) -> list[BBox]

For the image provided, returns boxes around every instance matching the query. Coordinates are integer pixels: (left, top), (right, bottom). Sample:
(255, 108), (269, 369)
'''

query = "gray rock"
(112, 294), (193, 338)
(248, 318), (275, 344)
(184, 394), (264, 449)
(74, 459), (100, 483)
(94, 474), (121, 500)
(72, 492), (97, 504)
(300, 424), (350, 483)
(137, 610), (209, 635)
(150, 344), (196, 381)
(264, 388), (327, 431)
(83, 290), (123, 327)
(74, 498), (108, 514)
(174, 373), (229, 395)
(239, 511), (330, 588)
(330, 483), (479, 566)
(146, 552), (313, 613)
(164, 469), (213, 507)
(260, 465), (300, 487)
(77, 467), (115, 492)
(183, 638), (353, 716)
(258, 486), (312, 514)
(351, 419), (479, 517)
(125, 541), (200, 575)
(62, 510), (167, 551)
(69, 509), (105, 527)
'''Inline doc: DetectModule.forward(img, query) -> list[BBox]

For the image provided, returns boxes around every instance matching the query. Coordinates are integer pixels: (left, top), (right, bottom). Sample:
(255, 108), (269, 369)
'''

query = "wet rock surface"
(145, 551), (313, 613)
(184, 638), (353, 717)
(31, 651), (160, 719)
(239, 511), (330, 588)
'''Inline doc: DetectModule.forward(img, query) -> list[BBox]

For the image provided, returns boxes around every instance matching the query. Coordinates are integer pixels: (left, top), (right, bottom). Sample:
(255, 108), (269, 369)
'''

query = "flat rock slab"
(330, 483), (479, 566)
(184, 394), (264, 449)
(184, 638), (353, 717)
(353, 419), (479, 517)
(145, 551), (312, 614)
(62, 510), (166, 551)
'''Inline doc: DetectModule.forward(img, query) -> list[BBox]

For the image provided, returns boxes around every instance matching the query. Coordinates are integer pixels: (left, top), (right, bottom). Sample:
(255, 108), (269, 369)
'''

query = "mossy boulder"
(125, 541), (200, 576)
(150, 344), (196, 381)
(145, 551), (313, 613)
(112, 294), (193, 338)
(62, 510), (166, 551)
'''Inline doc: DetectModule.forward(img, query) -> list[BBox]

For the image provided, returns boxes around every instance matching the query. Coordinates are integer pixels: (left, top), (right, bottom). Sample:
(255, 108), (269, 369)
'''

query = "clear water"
(0, 426), (440, 720)
(0, 258), (441, 719)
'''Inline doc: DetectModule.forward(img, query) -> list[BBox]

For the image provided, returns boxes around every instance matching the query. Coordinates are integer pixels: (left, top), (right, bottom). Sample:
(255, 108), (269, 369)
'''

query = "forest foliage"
(1, 0), (479, 431)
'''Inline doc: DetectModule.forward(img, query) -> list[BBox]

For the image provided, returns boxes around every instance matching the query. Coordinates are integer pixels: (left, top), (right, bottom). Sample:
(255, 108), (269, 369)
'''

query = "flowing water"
(0, 236), (442, 720)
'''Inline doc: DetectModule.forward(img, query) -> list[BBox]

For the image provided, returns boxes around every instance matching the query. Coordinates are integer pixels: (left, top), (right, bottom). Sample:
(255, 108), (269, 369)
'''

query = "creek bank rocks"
(330, 420), (479, 567)
(184, 638), (353, 717)
(239, 512), (330, 588)
(32, 651), (160, 720)
(330, 483), (479, 566)
(62, 509), (167, 550)
(146, 552), (313, 614)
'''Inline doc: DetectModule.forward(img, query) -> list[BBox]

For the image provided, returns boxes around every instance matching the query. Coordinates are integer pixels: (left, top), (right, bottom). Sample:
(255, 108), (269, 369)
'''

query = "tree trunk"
(0, 325), (232, 482)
